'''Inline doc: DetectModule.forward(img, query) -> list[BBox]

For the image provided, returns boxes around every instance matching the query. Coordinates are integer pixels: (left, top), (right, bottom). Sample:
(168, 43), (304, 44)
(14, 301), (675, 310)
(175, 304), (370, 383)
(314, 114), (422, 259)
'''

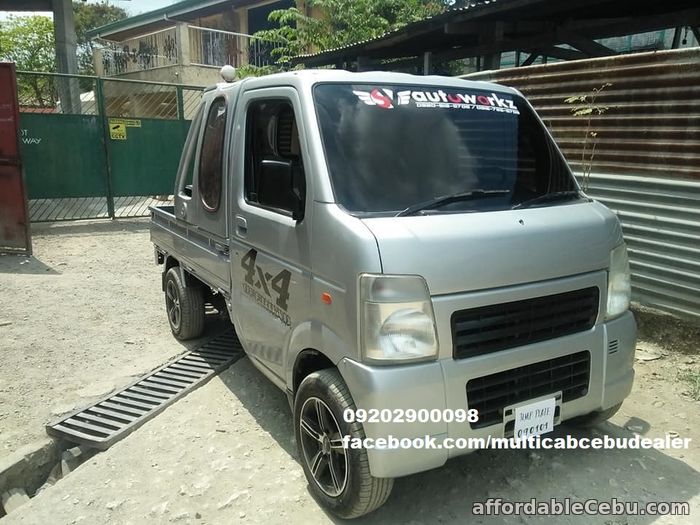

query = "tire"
(568, 402), (623, 428)
(294, 369), (393, 519)
(164, 267), (205, 340)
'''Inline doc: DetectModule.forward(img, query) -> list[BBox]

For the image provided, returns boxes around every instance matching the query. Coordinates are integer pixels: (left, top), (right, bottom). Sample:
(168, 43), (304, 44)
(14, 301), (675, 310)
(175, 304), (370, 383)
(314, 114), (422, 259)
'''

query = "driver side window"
(244, 99), (306, 217)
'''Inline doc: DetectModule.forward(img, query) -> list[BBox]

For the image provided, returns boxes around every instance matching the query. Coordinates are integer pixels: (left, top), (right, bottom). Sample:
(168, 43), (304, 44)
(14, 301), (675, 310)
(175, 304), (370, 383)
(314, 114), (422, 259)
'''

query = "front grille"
(466, 351), (590, 428)
(451, 287), (599, 359)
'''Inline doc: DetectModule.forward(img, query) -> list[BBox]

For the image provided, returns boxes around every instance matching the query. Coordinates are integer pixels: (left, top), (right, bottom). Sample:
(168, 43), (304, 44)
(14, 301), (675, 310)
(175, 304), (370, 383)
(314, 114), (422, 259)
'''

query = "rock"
(2, 488), (30, 513)
(625, 424), (644, 433)
(47, 462), (63, 484)
(105, 499), (124, 510)
(51, 403), (77, 416)
(195, 512), (202, 519)
(150, 501), (169, 517)
(239, 511), (246, 518)
(217, 490), (249, 510)
(76, 381), (115, 398)
(666, 431), (680, 438)
(0, 321), (13, 327)
(635, 350), (661, 362)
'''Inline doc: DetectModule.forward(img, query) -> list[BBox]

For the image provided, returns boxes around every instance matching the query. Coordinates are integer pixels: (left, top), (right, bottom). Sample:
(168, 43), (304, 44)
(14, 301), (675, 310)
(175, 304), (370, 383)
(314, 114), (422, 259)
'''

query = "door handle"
(235, 215), (248, 237)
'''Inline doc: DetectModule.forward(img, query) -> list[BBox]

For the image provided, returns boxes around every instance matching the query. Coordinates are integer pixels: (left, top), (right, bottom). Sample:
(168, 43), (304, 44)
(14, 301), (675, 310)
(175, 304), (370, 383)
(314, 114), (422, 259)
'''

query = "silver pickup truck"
(151, 69), (636, 518)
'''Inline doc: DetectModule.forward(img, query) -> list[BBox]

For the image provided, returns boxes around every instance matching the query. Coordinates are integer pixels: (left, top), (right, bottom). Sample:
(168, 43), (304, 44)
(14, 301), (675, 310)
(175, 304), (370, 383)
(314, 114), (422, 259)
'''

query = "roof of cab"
(205, 69), (517, 97)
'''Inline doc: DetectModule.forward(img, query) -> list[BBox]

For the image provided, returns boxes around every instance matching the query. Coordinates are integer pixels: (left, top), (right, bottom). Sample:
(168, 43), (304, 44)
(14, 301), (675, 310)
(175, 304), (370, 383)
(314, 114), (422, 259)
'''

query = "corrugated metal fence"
(466, 48), (700, 321)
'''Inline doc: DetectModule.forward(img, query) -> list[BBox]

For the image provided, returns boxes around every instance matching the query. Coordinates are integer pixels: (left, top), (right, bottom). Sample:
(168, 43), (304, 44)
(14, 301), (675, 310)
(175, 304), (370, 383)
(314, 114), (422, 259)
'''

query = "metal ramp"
(47, 330), (243, 450)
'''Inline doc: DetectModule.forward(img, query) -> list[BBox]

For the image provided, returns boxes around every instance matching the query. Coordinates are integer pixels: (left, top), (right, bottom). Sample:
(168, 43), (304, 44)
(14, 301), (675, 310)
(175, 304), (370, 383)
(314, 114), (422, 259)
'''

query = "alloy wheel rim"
(165, 280), (181, 330)
(299, 396), (348, 497)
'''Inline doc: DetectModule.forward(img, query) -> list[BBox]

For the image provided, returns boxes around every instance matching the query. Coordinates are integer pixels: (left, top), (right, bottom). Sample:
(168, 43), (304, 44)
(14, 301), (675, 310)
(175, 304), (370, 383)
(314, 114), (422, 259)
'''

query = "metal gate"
(0, 63), (31, 254)
(16, 72), (202, 221)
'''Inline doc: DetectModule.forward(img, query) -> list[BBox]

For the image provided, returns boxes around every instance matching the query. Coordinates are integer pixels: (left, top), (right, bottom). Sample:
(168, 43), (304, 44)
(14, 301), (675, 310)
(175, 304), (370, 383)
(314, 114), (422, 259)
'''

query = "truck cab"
(151, 69), (636, 519)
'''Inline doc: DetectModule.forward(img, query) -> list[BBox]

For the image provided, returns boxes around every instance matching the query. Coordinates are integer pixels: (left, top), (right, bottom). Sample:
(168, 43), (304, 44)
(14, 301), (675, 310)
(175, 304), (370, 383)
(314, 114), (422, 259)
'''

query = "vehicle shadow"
(0, 254), (59, 275)
(219, 353), (700, 525)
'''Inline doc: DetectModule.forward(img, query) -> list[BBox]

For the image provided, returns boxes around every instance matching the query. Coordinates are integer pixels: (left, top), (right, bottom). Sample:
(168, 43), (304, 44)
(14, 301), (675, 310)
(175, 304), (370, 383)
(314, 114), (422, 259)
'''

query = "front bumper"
(338, 310), (636, 478)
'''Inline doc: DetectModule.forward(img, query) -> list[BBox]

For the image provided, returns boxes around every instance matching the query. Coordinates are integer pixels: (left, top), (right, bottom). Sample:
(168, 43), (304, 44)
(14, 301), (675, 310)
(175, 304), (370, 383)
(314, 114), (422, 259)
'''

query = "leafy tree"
(0, 15), (55, 72)
(249, 0), (446, 71)
(0, 15), (56, 106)
(74, 1), (127, 76)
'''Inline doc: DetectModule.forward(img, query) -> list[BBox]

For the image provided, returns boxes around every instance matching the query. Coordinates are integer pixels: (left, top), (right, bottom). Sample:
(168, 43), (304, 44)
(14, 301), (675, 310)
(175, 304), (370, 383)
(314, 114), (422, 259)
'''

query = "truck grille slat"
(466, 351), (591, 429)
(452, 287), (599, 359)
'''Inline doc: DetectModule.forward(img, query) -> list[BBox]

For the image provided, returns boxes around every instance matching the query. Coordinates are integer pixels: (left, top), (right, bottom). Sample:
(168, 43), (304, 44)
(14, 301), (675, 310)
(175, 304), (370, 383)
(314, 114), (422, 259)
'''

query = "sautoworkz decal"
(353, 88), (520, 115)
(241, 249), (292, 327)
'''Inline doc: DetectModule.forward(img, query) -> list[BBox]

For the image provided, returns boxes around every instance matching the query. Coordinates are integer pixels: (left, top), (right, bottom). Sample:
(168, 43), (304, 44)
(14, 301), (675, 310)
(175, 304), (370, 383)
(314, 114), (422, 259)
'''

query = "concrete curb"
(0, 438), (62, 517)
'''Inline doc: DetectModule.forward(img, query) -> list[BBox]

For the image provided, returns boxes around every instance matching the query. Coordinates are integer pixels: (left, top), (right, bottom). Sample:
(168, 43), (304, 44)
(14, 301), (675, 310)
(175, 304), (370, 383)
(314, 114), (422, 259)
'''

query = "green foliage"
(73, 1), (127, 76)
(252, 0), (446, 67)
(0, 16), (57, 107)
(564, 83), (613, 190)
(0, 15), (56, 72)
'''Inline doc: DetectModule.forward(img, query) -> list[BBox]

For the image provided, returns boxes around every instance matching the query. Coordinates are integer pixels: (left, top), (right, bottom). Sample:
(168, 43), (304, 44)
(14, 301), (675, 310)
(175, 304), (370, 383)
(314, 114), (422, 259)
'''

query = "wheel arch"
(292, 348), (336, 395)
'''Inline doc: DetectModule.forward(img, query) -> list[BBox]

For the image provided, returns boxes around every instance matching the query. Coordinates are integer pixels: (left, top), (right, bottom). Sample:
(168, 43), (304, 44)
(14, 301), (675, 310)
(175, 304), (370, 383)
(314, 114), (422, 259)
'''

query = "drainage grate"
(46, 330), (243, 450)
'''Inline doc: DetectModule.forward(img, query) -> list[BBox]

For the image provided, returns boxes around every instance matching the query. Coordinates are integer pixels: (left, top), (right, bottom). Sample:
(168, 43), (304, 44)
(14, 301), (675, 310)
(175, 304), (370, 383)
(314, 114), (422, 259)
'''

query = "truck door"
(174, 92), (235, 292)
(229, 87), (312, 383)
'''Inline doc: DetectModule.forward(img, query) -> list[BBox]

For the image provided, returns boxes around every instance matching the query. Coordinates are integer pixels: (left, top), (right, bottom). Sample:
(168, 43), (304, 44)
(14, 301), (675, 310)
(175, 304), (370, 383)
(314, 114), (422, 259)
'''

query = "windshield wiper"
(511, 190), (582, 210)
(396, 189), (510, 217)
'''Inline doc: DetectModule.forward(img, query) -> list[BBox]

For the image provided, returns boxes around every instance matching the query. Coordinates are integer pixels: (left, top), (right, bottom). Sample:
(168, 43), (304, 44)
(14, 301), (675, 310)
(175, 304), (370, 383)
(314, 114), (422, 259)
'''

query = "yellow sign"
(122, 118), (141, 128)
(109, 122), (126, 140)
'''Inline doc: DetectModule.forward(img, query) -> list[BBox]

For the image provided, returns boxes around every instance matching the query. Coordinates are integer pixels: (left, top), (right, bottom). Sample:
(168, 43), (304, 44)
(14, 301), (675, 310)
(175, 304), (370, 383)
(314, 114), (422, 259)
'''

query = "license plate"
(513, 397), (556, 439)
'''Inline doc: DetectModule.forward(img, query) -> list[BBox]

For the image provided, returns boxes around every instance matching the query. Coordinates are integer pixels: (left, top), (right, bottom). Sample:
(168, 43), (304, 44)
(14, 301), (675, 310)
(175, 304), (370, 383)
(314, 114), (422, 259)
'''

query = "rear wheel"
(294, 369), (393, 519)
(164, 267), (204, 340)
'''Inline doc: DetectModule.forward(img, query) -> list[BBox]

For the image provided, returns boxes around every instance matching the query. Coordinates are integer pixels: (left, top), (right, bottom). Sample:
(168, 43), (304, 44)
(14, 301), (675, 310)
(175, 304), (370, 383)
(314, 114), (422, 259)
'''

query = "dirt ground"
(0, 219), (209, 461)
(1, 220), (699, 524)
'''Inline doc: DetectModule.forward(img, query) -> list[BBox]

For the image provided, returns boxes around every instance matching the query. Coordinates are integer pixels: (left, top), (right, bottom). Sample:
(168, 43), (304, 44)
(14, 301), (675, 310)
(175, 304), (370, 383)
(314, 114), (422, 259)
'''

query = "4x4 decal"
(241, 249), (291, 326)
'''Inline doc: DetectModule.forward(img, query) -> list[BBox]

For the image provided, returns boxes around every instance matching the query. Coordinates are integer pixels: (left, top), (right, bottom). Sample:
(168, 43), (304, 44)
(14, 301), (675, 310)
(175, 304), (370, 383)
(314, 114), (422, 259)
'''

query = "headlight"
(360, 274), (438, 363)
(606, 243), (631, 320)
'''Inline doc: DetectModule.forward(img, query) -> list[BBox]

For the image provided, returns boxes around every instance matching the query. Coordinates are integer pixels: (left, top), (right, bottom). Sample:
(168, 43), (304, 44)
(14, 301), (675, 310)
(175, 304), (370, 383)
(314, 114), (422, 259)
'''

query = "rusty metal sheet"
(465, 48), (700, 320)
(0, 63), (31, 255)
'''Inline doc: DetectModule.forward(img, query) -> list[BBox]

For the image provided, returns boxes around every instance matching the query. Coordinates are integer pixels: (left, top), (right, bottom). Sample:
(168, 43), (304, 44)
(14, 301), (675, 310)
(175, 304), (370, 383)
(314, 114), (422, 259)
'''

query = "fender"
(284, 320), (351, 389)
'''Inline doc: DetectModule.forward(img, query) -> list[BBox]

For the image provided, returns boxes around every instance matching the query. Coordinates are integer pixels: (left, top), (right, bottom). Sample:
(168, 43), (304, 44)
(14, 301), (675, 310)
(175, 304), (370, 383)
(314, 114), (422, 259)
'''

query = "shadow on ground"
(30, 218), (149, 237)
(0, 255), (59, 275)
(220, 348), (700, 524)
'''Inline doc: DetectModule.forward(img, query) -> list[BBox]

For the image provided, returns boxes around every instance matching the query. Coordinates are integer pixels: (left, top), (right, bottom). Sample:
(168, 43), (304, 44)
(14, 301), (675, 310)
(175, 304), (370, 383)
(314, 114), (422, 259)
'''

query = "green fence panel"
(19, 113), (107, 199)
(107, 118), (190, 197)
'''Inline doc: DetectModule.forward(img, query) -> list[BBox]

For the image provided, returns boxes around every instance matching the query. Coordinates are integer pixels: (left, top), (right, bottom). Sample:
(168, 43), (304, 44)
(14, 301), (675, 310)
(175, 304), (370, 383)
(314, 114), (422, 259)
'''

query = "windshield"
(313, 83), (577, 216)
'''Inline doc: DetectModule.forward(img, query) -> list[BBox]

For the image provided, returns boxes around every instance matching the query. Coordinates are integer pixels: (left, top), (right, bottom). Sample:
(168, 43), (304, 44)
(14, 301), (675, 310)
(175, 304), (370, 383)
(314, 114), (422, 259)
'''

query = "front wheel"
(294, 369), (393, 519)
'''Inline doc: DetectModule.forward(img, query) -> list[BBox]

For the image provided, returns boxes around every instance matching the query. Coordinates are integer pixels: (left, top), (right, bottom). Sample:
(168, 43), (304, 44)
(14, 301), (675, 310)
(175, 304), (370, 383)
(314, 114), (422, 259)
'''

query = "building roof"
(86, 0), (247, 40)
(292, 0), (700, 68)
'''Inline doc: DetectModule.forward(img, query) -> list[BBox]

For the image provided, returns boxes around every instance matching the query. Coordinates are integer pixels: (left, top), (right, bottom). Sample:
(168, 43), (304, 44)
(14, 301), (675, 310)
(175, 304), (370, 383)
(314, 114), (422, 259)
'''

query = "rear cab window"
(198, 97), (227, 212)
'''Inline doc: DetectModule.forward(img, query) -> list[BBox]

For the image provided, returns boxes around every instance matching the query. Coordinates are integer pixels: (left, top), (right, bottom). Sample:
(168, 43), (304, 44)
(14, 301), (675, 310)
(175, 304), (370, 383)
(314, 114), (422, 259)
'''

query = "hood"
(361, 201), (622, 296)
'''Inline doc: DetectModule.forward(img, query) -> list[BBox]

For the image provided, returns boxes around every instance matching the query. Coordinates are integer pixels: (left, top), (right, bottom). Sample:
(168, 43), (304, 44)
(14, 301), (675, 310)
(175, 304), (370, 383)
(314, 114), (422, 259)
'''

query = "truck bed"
(150, 205), (231, 294)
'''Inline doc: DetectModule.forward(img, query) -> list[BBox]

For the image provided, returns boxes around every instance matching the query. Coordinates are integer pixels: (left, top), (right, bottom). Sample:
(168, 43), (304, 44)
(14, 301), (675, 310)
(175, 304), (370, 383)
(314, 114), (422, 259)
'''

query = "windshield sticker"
(353, 88), (519, 115)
